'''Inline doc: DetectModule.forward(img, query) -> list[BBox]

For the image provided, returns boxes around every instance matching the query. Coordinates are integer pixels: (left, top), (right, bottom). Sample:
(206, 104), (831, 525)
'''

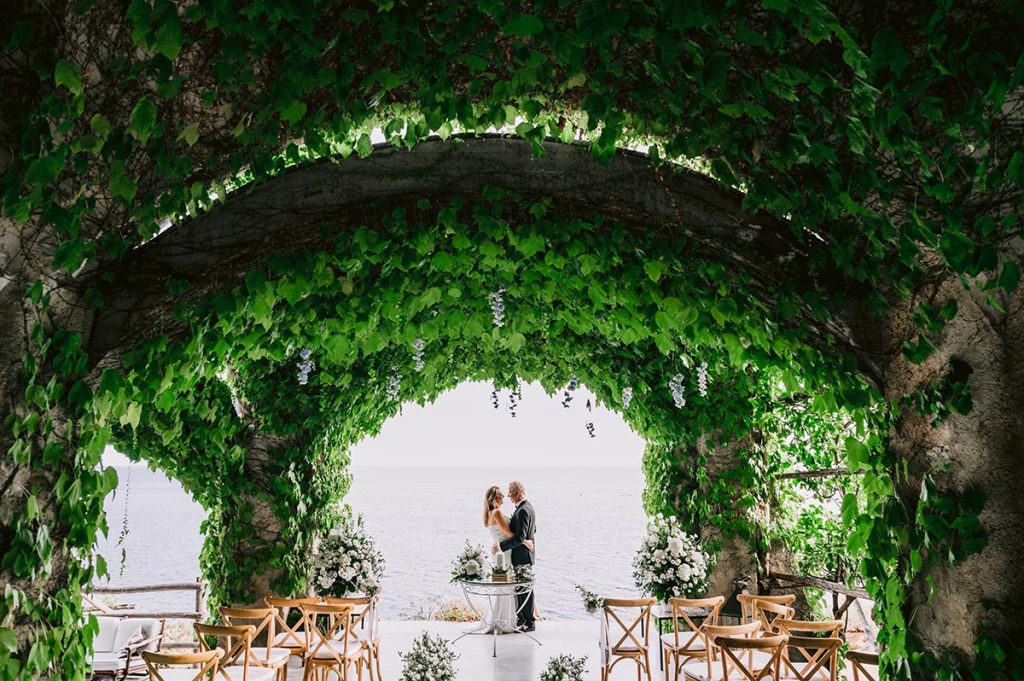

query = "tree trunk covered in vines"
(201, 428), (349, 611)
(852, 270), (1024, 673)
(0, 235), (112, 679)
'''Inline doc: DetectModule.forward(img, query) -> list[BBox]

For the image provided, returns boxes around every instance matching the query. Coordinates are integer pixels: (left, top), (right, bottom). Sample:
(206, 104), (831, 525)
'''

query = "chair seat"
(681, 660), (724, 681)
(88, 651), (126, 672)
(307, 640), (366, 661)
(272, 631), (306, 649)
(249, 647), (291, 666)
(149, 670), (219, 681)
(661, 632), (706, 652)
(219, 665), (278, 681)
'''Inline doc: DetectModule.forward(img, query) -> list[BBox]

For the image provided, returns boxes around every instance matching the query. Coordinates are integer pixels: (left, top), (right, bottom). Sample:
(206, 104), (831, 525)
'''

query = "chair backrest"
(694, 621), (762, 680)
(774, 619), (843, 638)
(778, 636), (842, 681)
(846, 650), (879, 681)
(221, 607), (276, 662)
(301, 603), (356, 665)
(142, 649), (223, 681)
(601, 598), (656, 654)
(195, 623), (255, 679)
(322, 596), (379, 644)
(751, 599), (795, 633)
(717, 634), (788, 681)
(266, 596), (320, 650)
(666, 596), (725, 656)
(737, 594), (795, 623)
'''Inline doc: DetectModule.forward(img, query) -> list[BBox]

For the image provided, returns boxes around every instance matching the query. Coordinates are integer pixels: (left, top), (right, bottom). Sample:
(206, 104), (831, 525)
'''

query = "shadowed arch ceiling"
(89, 136), (874, 383)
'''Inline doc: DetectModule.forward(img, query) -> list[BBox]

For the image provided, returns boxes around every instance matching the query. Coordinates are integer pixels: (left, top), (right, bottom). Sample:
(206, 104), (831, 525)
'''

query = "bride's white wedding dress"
(487, 519), (518, 633)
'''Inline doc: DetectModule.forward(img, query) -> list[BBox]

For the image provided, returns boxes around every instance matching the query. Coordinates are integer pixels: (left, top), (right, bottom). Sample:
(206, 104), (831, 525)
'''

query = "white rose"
(667, 538), (684, 555)
(677, 565), (692, 581)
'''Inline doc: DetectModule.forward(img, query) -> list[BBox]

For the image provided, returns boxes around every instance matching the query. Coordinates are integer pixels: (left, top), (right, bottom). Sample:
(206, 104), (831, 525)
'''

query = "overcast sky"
(103, 381), (645, 469)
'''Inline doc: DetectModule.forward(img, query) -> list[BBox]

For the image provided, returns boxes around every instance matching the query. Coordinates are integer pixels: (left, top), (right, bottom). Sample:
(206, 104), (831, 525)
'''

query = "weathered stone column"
(851, 268), (1024, 672)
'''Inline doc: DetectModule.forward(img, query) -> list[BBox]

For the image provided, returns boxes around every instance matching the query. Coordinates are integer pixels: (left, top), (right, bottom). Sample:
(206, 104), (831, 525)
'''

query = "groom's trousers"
(516, 578), (535, 627)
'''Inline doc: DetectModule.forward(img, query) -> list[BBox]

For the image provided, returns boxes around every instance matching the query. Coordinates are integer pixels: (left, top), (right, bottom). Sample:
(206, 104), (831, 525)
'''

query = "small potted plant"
(540, 654), (587, 681)
(399, 631), (458, 681)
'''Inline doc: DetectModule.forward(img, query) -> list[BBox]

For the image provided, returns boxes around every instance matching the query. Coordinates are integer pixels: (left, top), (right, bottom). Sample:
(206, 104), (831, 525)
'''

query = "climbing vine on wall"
(1, 1), (1022, 679)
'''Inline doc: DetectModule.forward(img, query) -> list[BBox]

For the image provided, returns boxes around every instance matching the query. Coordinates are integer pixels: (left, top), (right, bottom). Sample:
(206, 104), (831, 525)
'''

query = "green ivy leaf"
(509, 332), (526, 352)
(154, 12), (183, 60)
(502, 15), (543, 36)
(130, 99), (157, 143)
(0, 628), (17, 654)
(280, 100), (307, 125)
(178, 123), (200, 148)
(54, 60), (83, 96)
(870, 28), (908, 75)
(998, 261), (1020, 294)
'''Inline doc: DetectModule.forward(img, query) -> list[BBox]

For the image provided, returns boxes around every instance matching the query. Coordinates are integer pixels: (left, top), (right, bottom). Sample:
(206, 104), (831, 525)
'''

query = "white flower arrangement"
(632, 515), (711, 602)
(574, 584), (606, 615)
(450, 542), (490, 582)
(310, 512), (385, 597)
(540, 654), (588, 681)
(512, 563), (534, 583)
(399, 631), (458, 681)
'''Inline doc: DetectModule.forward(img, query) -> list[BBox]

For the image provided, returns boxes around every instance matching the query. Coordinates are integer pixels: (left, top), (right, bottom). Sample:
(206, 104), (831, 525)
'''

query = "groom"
(492, 479), (536, 632)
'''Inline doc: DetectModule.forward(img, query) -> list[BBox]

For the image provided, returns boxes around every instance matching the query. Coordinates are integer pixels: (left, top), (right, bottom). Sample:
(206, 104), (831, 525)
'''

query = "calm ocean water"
(96, 464), (647, 619)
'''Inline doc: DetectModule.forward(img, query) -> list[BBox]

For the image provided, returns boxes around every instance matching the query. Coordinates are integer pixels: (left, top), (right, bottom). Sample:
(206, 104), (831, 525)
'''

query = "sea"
(95, 464), (648, 620)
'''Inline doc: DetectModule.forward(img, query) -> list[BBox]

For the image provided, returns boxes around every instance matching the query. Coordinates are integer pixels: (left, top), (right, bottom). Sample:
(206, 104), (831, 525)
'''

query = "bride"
(484, 485), (533, 632)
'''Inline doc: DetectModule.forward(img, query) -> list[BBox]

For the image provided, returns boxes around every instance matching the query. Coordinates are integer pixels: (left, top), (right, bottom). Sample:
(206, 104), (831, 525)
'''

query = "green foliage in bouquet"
(399, 632), (458, 681)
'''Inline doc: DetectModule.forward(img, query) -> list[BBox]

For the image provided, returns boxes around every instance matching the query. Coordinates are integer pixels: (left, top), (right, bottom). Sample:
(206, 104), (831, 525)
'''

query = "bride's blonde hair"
(483, 485), (503, 525)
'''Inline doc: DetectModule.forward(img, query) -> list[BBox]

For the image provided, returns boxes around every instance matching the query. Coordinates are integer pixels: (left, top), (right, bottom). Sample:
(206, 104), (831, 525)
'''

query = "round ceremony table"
(452, 579), (543, 657)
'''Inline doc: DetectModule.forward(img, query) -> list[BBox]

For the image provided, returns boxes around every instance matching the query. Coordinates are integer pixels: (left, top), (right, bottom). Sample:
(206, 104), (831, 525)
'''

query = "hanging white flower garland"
(697, 361), (709, 398)
(669, 373), (686, 408)
(296, 348), (315, 385)
(412, 338), (425, 372)
(489, 289), (506, 327)
(386, 365), (402, 401)
(622, 386), (633, 410)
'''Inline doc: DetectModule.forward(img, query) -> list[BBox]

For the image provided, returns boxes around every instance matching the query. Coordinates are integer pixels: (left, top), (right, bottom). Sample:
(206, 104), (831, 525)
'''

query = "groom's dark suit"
(499, 499), (536, 627)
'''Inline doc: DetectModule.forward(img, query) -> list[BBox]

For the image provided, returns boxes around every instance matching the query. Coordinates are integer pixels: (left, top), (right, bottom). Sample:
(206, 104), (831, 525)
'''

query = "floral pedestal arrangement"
(632, 514), (712, 601)
(311, 510), (385, 597)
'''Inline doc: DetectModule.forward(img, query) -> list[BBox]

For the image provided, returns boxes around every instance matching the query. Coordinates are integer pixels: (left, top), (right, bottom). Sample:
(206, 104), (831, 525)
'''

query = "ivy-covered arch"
(2, 2), (1022, 680)
(103, 184), (872, 648)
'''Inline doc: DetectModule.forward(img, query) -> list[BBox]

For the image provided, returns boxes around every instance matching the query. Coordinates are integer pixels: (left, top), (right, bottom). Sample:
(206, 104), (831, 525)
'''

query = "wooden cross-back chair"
(777, 636), (842, 681)
(220, 607), (291, 681)
(300, 603), (366, 681)
(142, 650), (223, 681)
(736, 594), (795, 624)
(599, 597), (656, 681)
(195, 623), (275, 681)
(663, 596), (725, 681)
(717, 634), (788, 681)
(750, 600), (795, 634)
(266, 596), (320, 660)
(846, 650), (879, 681)
(322, 596), (381, 681)
(684, 621), (761, 681)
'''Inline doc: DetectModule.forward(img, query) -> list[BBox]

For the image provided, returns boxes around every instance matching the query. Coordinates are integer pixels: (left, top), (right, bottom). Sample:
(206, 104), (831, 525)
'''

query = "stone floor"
(283, 619), (618, 680)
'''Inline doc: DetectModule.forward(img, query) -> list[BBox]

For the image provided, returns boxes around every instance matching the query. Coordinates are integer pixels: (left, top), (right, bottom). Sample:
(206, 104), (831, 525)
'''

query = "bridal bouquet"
(632, 514), (711, 601)
(310, 512), (385, 596)
(399, 631), (458, 681)
(450, 542), (489, 582)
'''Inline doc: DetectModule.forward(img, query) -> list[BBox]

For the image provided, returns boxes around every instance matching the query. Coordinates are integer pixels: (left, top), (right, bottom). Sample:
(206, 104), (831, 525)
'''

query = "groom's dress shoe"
(518, 624), (536, 632)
